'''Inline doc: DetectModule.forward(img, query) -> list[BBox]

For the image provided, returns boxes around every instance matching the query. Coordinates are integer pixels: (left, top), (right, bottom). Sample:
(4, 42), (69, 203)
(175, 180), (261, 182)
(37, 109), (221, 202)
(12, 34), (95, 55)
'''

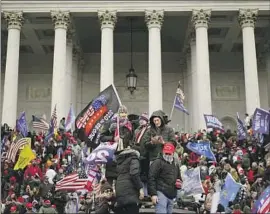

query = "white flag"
(182, 167), (204, 196)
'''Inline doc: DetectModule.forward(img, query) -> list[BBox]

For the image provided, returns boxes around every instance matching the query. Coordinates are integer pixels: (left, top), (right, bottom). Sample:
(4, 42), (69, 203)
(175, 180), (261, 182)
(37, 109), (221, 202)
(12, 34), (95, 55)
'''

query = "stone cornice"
(2, 1), (269, 13)
(3, 11), (24, 30)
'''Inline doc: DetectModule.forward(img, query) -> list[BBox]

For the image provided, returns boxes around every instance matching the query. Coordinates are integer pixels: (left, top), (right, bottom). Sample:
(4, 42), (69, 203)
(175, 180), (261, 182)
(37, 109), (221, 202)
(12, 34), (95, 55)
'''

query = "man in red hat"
(148, 142), (181, 214)
(39, 200), (57, 214)
(25, 202), (33, 214)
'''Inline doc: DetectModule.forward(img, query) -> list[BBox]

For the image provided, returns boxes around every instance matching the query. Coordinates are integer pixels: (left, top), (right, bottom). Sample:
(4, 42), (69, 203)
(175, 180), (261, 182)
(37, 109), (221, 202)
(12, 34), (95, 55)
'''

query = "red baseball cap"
(26, 202), (33, 209)
(163, 143), (175, 154)
(10, 206), (17, 212)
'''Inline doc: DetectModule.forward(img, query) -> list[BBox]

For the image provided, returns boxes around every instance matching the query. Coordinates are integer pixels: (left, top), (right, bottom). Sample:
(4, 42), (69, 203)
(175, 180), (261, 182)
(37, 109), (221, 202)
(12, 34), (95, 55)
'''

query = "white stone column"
(239, 9), (260, 115)
(145, 10), (164, 115)
(186, 52), (192, 132)
(190, 37), (198, 132)
(183, 68), (189, 132)
(266, 50), (270, 107)
(71, 47), (79, 115)
(98, 10), (117, 91)
(65, 31), (73, 116)
(77, 58), (84, 113)
(51, 11), (70, 120)
(1, 11), (24, 127)
(192, 9), (212, 129)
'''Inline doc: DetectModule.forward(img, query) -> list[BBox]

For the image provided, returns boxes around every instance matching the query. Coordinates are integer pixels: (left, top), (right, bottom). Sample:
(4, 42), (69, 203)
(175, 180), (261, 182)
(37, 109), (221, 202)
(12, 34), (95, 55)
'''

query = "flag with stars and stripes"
(55, 170), (89, 191)
(173, 81), (189, 115)
(75, 84), (121, 148)
(32, 115), (49, 131)
(51, 105), (57, 128)
(6, 137), (31, 163)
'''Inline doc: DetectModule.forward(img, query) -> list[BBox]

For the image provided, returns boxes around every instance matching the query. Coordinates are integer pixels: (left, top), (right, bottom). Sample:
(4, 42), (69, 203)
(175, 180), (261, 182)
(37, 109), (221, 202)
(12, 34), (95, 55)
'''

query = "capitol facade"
(1, 0), (270, 131)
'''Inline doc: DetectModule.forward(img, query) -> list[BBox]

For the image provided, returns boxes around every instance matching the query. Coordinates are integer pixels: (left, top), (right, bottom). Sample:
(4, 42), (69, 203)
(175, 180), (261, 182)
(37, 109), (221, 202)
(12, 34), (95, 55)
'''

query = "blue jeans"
(155, 191), (174, 214)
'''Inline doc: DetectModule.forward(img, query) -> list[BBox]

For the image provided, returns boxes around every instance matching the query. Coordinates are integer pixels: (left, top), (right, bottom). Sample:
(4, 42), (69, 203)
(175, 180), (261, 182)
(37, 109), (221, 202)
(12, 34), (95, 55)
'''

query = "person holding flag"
(99, 105), (133, 186)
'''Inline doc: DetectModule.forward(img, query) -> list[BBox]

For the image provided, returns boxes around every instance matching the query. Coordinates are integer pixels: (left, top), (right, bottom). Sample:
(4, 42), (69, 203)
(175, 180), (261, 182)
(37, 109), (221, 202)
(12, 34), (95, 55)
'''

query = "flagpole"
(169, 95), (176, 120)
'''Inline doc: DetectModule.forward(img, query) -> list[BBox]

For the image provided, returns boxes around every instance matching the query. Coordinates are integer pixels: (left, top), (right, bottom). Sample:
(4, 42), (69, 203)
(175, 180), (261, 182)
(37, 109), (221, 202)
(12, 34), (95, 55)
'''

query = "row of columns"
(187, 9), (262, 131)
(1, 11), (82, 127)
(1, 9), (267, 129)
(1, 9), (166, 127)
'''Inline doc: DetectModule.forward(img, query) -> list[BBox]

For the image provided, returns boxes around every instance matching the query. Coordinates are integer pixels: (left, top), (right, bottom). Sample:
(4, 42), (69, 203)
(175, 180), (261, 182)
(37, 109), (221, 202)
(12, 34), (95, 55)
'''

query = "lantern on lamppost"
(126, 17), (138, 94)
(126, 68), (137, 94)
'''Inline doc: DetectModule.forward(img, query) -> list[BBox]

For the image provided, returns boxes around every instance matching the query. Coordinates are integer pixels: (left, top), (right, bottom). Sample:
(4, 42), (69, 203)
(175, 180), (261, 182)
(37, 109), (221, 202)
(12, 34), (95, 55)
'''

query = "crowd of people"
(1, 105), (270, 214)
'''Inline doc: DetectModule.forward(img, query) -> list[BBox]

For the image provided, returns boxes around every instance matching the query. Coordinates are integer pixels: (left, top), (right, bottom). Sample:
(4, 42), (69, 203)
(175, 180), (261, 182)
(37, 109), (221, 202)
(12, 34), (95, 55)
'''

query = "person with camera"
(141, 110), (176, 163)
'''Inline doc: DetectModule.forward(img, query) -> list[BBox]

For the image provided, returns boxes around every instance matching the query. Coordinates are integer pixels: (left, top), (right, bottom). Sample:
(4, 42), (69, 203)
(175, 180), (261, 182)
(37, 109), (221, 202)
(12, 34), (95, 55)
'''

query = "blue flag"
(174, 95), (189, 115)
(186, 141), (216, 161)
(204, 114), (224, 131)
(84, 143), (117, 165)
(16, 112), (28, 137)
(236, 113), (247, 140)
(252, 108), (270, 134)
(44, 119), (55, 144)
(219, 173), (241, 209)
(252, 185), (270, 214)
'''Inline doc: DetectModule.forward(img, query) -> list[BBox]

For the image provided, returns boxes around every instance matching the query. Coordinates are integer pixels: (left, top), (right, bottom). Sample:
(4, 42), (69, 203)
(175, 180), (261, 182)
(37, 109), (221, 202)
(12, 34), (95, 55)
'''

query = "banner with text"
(237, 112), (247, 140)
(75, 85), (121, 148)
(204, 114), (224, 131)
(252, 108), (270, 135)
(187, 141), (216, 161)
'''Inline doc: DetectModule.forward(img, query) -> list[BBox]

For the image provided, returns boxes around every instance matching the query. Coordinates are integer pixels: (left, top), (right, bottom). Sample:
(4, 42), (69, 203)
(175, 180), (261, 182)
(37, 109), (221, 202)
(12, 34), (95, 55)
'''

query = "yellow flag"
(14, 144), (36, 170)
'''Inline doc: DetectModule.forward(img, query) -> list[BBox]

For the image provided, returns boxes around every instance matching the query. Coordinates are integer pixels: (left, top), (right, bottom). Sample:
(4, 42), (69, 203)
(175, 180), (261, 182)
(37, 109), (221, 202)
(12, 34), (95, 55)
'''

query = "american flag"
(32, 115), (49, 131)
(51, 105), (57, 128)
(176, 81), (185, 101)
(6, 138), (31, 162)
(55, 171), (89, 191)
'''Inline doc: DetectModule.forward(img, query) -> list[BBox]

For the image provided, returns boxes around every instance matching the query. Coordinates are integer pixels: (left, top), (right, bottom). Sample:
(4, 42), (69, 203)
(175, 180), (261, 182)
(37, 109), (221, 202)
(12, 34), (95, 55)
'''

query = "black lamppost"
(126, 18), (137, 94)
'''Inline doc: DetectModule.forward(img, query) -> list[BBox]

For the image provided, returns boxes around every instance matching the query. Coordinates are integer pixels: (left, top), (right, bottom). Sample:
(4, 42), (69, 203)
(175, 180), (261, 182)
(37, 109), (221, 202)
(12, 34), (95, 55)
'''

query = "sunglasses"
(104, 189), (113, 193)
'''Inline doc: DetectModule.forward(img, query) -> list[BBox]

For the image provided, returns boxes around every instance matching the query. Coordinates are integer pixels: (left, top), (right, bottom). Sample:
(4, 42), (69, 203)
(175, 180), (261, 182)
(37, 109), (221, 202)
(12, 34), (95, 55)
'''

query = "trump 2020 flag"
(75, 85), (121, 148)
(237, 112), (247, 140)
(219, 173), (241, 209)
(252, 185), (270, 214)
(204, 114), (224, 131)
(65, 105), (76, 131)
(182, 167), (204, 196)
(84, 142), (117, 165)
(16, 112), (28, 137)
(174, 95), (189, 115)
(186, 141), (216, 161)
(252, 108), (270, 134)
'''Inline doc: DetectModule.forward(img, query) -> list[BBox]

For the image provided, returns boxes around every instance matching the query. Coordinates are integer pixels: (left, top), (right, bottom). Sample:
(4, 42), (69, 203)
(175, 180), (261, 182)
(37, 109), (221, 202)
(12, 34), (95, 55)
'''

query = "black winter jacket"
(115, 149), (143, 207)
(148, 156), (181, 199)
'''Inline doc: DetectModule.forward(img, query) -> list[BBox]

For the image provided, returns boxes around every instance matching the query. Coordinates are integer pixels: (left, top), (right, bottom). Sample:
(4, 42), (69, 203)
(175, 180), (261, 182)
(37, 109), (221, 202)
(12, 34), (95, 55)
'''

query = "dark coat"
(141, 110), (176, 161)
(148, 156), (181, 199)
(115, 149), (143, 207)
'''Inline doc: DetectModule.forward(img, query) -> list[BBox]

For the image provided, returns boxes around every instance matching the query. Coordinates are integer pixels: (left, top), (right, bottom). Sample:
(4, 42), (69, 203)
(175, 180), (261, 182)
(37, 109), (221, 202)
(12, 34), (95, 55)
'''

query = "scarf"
(109, 118), (132, 133)
(135, 126), (148, 144)
(163, 154), (173, 164)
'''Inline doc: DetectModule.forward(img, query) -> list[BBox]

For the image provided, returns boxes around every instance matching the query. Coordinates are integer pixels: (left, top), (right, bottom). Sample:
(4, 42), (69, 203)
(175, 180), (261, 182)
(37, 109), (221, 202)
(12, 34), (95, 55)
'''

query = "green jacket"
(141, 110), (176, 161)
(38, 205), (57, 214)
